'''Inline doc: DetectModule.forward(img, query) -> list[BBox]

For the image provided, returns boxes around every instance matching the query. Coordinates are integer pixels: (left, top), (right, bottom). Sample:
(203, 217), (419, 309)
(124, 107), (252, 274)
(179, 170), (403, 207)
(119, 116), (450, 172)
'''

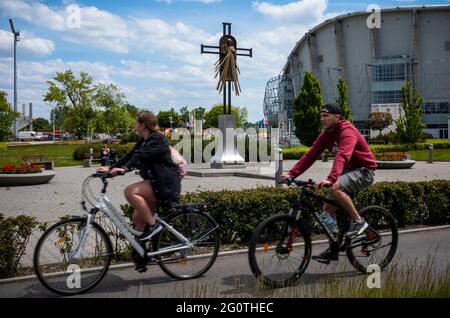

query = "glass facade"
(371, 57), (411, 104)
(373, 90), (403, 104)
(424, 102), (450, 114)
(373, 63), (410, 82)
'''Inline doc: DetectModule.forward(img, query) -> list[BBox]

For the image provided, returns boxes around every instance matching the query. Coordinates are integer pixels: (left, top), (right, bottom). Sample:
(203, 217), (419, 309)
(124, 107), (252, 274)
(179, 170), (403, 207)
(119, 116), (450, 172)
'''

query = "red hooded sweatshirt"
(289, 119), (377, 183)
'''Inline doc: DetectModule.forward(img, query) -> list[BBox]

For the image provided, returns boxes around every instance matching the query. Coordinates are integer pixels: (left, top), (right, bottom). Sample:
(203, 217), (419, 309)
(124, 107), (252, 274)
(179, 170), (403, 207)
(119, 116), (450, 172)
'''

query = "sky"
(0, 0), (448, 122)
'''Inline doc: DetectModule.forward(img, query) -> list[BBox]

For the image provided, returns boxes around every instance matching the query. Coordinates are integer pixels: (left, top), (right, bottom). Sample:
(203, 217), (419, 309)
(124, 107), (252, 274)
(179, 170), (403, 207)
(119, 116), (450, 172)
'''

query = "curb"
(1, 224), (449, 284)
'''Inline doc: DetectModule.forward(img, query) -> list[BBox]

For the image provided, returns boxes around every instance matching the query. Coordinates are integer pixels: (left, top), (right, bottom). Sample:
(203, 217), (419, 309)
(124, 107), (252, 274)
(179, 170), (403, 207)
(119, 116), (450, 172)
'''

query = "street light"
(9, 19), (20, 140)
(169, 115), (173, 129)
(46, 103), (56, 142)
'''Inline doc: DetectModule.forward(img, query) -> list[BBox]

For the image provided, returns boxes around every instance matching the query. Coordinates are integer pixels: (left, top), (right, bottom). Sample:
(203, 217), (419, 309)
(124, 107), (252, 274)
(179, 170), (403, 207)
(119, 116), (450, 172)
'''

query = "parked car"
(18, 131), (43, 141)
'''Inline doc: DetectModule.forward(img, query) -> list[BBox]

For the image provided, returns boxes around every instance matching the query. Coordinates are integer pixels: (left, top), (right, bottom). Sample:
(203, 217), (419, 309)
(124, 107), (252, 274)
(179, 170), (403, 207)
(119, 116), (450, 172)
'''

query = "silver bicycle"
(33, 172), (220, 295)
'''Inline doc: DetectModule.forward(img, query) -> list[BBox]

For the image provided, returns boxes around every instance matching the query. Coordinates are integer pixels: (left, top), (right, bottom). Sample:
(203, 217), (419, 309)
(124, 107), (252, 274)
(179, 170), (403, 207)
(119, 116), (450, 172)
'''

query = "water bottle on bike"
(317, 210), (339, 241)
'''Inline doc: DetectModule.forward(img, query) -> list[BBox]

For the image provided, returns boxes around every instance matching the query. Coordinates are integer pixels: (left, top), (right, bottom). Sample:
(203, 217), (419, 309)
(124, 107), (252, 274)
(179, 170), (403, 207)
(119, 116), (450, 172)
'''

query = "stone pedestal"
(210, 115), (245, 169)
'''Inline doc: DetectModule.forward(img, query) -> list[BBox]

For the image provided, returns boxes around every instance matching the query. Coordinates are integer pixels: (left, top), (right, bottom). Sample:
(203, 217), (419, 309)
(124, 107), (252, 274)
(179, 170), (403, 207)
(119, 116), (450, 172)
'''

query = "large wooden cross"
(201, 22), (252, 115)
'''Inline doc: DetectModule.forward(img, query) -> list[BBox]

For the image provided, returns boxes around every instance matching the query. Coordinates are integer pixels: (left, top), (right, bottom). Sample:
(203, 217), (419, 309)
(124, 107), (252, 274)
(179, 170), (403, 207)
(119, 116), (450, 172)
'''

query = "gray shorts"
(326, 167), (375, 200)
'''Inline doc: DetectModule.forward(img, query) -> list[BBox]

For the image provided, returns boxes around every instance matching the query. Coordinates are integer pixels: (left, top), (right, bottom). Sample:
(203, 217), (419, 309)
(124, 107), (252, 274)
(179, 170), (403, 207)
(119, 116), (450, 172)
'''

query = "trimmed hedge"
(181, 180), (450, 244)
(283, 141), (450, 160)
(72, 142), (134, 160)
(75, 137), (274, 163)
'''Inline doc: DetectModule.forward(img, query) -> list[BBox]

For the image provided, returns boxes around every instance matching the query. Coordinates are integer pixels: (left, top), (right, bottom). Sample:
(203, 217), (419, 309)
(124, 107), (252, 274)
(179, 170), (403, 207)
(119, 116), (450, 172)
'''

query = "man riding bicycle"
(281, 103), (377, 264)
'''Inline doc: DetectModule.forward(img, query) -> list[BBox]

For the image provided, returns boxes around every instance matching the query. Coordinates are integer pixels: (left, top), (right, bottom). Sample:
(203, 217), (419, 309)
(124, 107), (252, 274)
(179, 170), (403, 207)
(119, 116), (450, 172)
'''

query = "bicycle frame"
(290, 183), (383, 251)
(290, 186), (345, 243)
(72, 176), (195, 261)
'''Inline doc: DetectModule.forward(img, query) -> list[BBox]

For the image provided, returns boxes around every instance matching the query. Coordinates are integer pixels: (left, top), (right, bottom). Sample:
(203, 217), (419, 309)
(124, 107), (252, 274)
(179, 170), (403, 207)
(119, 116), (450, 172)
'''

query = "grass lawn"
(1, 139), (449, 168)
(409, 149), (450, 161)
(0, 143), (81, 167)
(283, 140), (450, 161)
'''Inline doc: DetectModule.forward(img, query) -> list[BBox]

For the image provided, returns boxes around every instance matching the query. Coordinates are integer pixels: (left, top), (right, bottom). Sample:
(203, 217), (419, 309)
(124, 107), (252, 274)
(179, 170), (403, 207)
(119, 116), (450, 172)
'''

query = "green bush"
(119, 131), (139, 144)
(72, 142), (134, 160)
(169, 135), (273, 163)
(0, 214), (40, 278)
(180, 180), (449, 244)
(0, 142), (6, 152)
(282, 147), (307, 160)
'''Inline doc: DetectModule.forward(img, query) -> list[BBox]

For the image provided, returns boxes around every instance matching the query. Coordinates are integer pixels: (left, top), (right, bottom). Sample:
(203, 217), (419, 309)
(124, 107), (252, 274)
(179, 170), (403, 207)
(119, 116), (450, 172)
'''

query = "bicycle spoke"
(155, 210), (219, 279)
(249, 215), (311, 288)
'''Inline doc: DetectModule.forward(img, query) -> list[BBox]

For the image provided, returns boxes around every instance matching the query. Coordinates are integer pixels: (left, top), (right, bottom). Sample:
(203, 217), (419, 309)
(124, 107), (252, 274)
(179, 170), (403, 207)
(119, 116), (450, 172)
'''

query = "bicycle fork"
(68, 214), (94, 261)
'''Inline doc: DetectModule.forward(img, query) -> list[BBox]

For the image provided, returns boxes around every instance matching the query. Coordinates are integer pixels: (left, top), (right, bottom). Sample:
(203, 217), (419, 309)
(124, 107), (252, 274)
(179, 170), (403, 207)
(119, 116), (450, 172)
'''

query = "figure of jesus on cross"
(201, 23), (252, 115)
(200, 23), (253, 169)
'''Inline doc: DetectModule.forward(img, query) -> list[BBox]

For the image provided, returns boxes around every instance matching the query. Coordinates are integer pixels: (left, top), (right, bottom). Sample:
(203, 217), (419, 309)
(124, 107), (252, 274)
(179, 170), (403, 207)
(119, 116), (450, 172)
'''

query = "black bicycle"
(248, 179), (398, 288)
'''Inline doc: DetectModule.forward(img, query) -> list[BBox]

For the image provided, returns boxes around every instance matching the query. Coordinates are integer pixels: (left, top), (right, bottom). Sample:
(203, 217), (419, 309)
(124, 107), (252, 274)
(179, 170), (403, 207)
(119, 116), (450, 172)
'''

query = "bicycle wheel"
(34, 218), (113, 295)
(248, 214), (311, 288)
(153, 210), (220, 280)
(346, 206), (398, 273)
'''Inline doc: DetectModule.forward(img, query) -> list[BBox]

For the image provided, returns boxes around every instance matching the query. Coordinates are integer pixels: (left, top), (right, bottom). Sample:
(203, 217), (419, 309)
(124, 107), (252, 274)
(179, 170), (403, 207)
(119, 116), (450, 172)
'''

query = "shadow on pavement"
(219, 270), (360, 297)
(14, 272), (176, 298)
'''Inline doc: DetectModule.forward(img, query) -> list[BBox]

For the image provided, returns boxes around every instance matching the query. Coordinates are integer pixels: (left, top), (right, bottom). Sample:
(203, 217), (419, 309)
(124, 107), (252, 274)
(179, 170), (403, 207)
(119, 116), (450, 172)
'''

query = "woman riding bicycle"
(97, 110), (181, 242)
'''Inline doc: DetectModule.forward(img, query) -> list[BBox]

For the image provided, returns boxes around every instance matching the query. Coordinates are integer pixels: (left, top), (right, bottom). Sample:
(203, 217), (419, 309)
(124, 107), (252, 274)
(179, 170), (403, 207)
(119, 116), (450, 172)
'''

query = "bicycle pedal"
(147, 256), (158, 264)
(136, 266), (147, 273)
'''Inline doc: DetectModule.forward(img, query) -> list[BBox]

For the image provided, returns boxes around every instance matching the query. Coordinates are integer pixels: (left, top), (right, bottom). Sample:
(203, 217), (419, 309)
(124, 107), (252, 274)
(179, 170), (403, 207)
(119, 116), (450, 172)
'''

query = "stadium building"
(263, 5), (450, 139)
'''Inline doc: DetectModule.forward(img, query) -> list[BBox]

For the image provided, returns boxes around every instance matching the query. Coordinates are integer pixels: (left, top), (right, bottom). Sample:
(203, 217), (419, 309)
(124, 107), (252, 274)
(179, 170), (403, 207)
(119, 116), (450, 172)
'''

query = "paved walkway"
(1, 160), (449, 222)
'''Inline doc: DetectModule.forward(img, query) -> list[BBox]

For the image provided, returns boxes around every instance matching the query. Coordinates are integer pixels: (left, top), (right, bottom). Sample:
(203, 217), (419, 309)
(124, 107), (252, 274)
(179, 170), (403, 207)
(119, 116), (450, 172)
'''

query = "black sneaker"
(311, 248), (339, 264)
(131, 248), (148, 273)
(345, 218), (369, 238)
(139, 222), (163, 242)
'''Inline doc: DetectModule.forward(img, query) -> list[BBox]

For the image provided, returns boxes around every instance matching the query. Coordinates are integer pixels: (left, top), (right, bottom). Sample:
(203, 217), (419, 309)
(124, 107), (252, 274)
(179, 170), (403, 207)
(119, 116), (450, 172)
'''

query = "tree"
(44, 70), (97, 139)
(336, 77), (353, 123)
(292, 72), (323, 146)
(32, 118), (52, 132)
(94, 83), (133, 135)
(50, 105), (70, 130)
(192, 107), (206, 120)
(203, 104), (246, 129)
(395, 81), (426, 144)
(0, 91), (20, 141)
(158, 108), (180, 129)
(124, 103), (139, 118)
(179, 106), (190, 122)
(368, 112), (393, 137)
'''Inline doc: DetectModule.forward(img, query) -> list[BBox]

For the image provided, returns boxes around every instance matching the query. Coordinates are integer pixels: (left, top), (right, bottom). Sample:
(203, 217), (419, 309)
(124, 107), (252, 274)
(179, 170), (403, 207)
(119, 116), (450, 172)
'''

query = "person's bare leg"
(124, 181), (158, 231)
(327, 182), (360, 221)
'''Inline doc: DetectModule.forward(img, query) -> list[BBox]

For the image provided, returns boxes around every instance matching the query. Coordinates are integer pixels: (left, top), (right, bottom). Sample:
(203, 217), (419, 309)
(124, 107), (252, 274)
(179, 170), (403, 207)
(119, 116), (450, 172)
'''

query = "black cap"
(321, 103), (341, 115)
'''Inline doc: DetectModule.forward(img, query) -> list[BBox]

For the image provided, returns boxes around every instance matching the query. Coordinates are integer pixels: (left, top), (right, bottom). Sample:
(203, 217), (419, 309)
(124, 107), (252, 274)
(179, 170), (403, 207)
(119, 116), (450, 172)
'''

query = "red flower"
(2, 165), (14, 172)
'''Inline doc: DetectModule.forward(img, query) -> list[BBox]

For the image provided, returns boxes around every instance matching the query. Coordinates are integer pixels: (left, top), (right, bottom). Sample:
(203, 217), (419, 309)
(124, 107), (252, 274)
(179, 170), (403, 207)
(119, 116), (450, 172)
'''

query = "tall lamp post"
(46, 103), (56, 142)
(9, 19), (20, 140)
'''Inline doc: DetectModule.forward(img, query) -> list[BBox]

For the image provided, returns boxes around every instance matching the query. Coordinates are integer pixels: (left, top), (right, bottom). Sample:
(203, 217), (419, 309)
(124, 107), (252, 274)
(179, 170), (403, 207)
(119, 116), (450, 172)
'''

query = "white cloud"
(0, 0), (132, 53)
(0, 0), (67, 31)
(0, 0), (343, 122)
(157, 0), (221, 3)
(252, 0), (329, 24)
(0, 30), (55, 56)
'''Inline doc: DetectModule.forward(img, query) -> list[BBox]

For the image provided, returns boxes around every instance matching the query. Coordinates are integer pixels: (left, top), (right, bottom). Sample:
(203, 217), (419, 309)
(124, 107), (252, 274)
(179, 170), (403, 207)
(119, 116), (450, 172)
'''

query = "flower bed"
(374, 152), (407, 161)
(1, 163), (42, 174)
(0, 163), (55, 186)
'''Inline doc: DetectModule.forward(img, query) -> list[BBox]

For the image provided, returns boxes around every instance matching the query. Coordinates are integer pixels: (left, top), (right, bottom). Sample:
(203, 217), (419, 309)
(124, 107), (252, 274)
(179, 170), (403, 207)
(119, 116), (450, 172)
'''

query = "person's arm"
(327, 130), (357, 183)
(289, 133), (327, 178)
(109, 139), (142, 171)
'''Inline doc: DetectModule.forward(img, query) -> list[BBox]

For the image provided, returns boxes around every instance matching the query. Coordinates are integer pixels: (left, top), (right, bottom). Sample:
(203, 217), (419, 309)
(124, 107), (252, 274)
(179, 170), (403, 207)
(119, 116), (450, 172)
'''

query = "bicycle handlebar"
(278, 177), (332, 189)
(91, 170), (125, 179)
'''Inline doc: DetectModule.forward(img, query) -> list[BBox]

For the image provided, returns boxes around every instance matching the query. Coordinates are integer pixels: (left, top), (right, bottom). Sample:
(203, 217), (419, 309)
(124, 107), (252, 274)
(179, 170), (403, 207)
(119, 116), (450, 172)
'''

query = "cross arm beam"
(236, 48), (252, 58)
(201, 44), (220, 55)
